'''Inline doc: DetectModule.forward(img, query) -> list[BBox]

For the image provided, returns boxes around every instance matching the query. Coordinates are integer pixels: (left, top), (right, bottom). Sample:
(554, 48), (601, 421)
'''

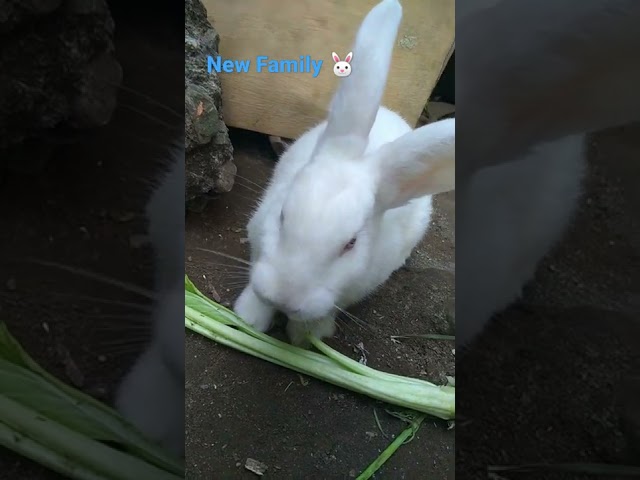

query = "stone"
(185, 0), (235, 203)
(0, 0), (121, 172)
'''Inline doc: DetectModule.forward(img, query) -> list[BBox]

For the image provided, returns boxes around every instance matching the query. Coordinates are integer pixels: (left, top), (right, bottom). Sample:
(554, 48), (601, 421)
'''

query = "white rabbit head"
(247, 0), (455, 324)
(332, 51), (353, 77)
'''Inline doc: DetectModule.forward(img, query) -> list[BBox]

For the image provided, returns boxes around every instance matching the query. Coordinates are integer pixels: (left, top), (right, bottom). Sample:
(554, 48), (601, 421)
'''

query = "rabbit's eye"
(343, 237), (357, 252)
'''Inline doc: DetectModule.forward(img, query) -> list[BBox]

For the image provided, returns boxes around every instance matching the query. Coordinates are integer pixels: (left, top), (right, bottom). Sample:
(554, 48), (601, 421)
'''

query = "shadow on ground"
(185, 129), (456, 479)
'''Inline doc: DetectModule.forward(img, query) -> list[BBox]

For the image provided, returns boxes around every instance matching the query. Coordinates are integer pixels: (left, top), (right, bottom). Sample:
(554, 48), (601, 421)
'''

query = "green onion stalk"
(184, 275), (454, 420)
(0, 323), (184, 480)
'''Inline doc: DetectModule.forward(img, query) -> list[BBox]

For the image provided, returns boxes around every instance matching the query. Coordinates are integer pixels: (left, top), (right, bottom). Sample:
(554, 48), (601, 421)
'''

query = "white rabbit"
(234, 0), (456, 346)
(115, 143), (185, 456)
(332, 51), (353, 77)
(455, 0), (590, 347)
(455, 134), (586, 346)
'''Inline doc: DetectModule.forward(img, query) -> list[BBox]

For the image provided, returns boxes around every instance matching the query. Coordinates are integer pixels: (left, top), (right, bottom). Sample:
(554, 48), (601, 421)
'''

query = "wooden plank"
(202, 0), (454, 139)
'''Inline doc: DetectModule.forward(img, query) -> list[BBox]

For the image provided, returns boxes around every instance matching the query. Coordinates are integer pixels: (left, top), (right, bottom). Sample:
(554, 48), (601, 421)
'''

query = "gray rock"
(185, 0), (235, 203)
(0, 0), (121, 172)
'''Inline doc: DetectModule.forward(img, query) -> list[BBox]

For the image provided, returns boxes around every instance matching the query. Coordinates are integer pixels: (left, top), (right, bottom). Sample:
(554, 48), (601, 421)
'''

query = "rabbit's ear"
(331, 52), (341, 63)
(344, 51), (353, 63)
(316, 0), (402, 158)
(373, 118), (455, 211)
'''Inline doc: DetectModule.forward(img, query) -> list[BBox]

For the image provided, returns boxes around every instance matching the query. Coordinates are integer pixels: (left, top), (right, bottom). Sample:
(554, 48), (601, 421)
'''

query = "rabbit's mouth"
(286, 310), (312, 323)
(286, 307), (335, 324)
(252, 288), (306, 319)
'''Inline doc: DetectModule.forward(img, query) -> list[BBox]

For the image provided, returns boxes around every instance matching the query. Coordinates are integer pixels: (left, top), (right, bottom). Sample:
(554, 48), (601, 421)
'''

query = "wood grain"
(202, 0), (454, 139)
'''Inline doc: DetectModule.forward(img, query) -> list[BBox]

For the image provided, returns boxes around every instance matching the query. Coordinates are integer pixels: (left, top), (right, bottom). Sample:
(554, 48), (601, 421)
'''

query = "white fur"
(234, 0), (456, 345)
(115, 144), (185, 456)
(455, 135), (586, 346)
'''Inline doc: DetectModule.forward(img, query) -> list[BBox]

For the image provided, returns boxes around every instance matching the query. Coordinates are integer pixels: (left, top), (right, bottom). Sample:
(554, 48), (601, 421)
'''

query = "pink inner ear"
(345, 53), (352, 63)
(332, 53), (340, 62)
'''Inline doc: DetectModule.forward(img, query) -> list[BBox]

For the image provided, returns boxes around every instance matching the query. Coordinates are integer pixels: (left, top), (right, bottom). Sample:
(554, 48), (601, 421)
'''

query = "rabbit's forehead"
(283, 172), (373, 236)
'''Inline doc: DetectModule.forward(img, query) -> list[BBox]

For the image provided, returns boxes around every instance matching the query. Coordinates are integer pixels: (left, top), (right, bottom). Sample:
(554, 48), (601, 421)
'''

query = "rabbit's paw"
(234, 286), (275, 332)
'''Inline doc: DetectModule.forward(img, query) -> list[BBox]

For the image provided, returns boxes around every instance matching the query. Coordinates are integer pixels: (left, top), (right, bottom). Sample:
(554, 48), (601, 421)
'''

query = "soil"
(0, 2), (184, 478)
(184, 129), (456, 479)
(456, 124), (640, 480)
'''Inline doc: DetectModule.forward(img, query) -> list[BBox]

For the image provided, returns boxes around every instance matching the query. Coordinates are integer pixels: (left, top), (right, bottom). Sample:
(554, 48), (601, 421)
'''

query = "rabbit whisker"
(233, 173), (266, 192)
(335, 306), (372, 332)
(89, 313), (150, 324)
(94, 324), (151, 333)
(25, 258), (155, 300)
(225, 190), (261, 204)
(196, 261), (250, 271)
(232, 179), (260, 195)
(112, 83), (183, 118)
(46, 293), (152, 312)
(118, 102), (181, 131)
(216, 271), (250, 278)
(221, 279), (248, 286)
(196, 248), (252, 266)
(99, 337), (151, 347)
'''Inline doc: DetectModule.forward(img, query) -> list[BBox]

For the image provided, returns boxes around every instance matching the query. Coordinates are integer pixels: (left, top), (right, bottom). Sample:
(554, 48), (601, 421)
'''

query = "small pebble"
(210, 286), (221, 302)
(245, 458), (267, 476)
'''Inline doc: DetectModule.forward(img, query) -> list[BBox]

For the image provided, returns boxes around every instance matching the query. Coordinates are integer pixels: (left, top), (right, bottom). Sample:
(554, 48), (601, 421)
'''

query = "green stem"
(356, 414), (426, 480)
(308, 336), (437, 387)
(0, 394), (182, 480)
(0, 323), (182, 475)
(0, 421), (108, 480)
(186, 307), (454, 419)
(186, 292), (338, 367)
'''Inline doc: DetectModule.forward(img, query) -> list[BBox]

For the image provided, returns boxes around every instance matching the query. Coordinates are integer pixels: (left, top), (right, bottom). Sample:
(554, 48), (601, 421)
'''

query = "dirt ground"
(457, 124), (640, 479)
(184, 129), (456, 479)
(0, 3), (184, 478)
